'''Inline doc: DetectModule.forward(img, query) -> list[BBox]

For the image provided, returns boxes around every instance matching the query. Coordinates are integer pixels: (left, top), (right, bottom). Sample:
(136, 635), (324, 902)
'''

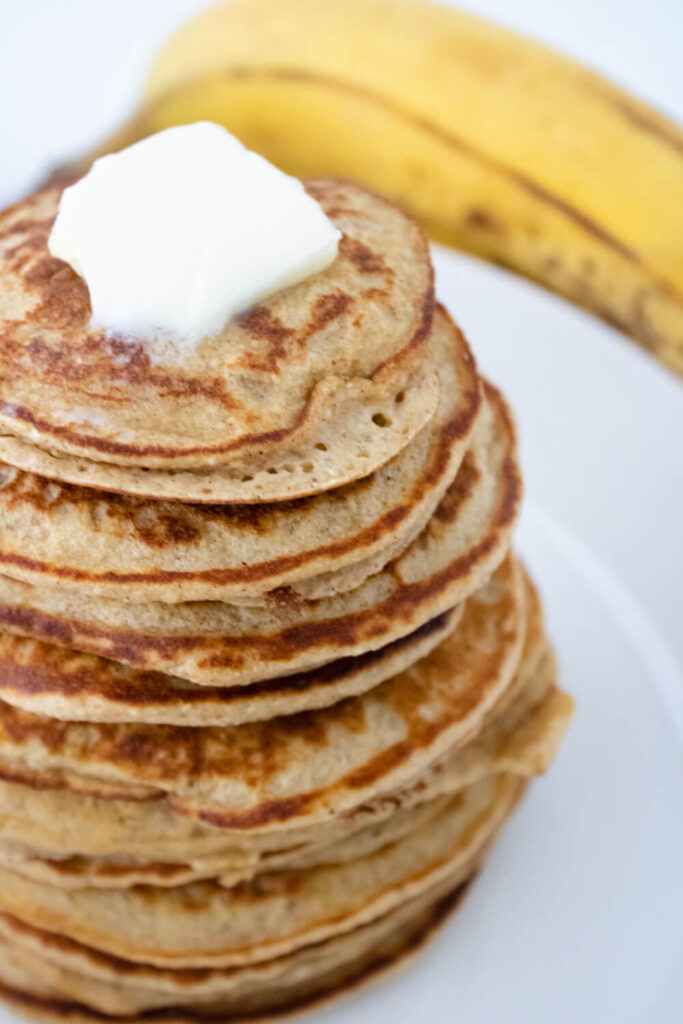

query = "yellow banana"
(118, 0), (683, 372)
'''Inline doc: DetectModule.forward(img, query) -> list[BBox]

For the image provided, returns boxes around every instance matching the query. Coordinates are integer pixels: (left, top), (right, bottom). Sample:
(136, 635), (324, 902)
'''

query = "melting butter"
(49, 122), (341, 356)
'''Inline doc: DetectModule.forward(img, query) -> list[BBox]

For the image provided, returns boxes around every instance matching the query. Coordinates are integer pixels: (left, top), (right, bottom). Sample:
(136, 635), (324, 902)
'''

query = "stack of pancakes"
(0, 179), (573, 1021)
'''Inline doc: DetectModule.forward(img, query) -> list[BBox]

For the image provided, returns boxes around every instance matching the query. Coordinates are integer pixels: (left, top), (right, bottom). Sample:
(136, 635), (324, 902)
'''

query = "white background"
(1, 4), (683, 1022)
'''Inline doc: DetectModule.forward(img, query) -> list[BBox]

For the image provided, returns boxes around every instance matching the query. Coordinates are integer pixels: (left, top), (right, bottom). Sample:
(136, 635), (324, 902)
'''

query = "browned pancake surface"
(0, 308), (479, 602)
(0, 180), (433, 473)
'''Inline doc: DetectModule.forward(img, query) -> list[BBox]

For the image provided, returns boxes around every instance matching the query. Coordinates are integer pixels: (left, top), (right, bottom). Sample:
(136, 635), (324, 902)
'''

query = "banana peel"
(64, 0), (683, 375)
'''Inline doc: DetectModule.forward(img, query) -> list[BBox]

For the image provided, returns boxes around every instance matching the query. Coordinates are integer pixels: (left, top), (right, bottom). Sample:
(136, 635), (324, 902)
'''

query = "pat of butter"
(49, 123), (341, 352)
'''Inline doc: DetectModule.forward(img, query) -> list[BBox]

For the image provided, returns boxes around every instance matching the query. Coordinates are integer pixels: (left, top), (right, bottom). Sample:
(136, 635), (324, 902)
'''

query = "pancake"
(0, 607), (462, 727)
(0, 773), (520, 969)
(0, 381), (521, 686)
(0, 307), (480, 603)
(0, 792), (455, 891)
(0, 659), (574, 891)
(0, 872), (477, 1009)
(0, 180), (436, 490)
(0, 569), (562, 867)
(0, 874), (479, 1023)
(0, 556), (526, 833)
(0, 349), (438, 505)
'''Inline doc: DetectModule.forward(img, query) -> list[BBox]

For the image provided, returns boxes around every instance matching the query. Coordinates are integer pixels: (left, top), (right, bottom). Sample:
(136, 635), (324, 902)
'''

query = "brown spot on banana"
(464, 209), (505, 234)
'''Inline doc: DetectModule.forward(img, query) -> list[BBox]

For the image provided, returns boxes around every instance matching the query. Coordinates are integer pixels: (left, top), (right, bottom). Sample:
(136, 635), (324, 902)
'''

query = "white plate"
(1, 248), (681, 1024)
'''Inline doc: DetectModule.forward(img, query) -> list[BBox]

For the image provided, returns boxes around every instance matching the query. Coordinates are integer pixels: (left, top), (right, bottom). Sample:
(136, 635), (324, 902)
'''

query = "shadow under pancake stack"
(0, 179), (574, 1021)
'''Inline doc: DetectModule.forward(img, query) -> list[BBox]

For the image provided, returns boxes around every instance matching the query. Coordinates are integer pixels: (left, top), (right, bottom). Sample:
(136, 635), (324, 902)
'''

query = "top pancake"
(0, 179), (435, 495)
